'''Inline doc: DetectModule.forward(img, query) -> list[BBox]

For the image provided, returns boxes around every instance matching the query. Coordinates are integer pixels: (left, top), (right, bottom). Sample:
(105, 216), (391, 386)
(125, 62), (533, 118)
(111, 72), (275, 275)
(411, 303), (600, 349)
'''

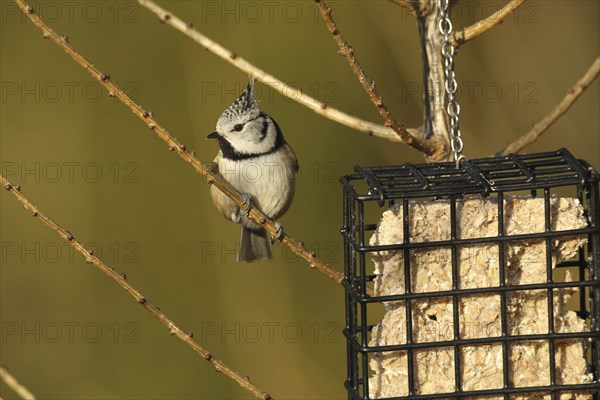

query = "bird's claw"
(271, 222), (285, 244)
(232, 193), (252, 223)
(239, 192), (252, 217)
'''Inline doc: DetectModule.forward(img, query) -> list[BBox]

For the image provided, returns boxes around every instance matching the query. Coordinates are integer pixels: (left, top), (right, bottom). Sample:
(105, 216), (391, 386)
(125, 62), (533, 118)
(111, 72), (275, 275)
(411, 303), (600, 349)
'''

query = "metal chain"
(438, 0), (466, 167)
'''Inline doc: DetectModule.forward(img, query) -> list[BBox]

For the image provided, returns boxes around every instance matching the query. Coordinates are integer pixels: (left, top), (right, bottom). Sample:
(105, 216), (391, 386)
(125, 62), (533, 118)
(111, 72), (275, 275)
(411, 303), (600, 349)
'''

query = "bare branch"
(14, 0), (344, 289)
(0, 366), (36, 400)
(416, 6), (453, 160)
(314, 0), (445, 159)
(0, 177), (273, 400)
(499, 57), (600, 156)
(452, 0), (527, 47)
(137, 0), (408, 145)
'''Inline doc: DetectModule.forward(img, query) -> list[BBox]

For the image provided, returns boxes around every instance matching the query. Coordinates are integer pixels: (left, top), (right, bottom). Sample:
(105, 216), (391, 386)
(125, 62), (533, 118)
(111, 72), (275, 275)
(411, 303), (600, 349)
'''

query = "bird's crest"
(220, 77), (260, 121)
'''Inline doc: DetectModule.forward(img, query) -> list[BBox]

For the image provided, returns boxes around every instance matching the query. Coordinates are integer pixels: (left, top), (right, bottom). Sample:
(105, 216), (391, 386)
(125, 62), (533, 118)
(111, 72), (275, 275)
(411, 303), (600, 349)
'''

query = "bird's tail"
(238, 227), (271, 262)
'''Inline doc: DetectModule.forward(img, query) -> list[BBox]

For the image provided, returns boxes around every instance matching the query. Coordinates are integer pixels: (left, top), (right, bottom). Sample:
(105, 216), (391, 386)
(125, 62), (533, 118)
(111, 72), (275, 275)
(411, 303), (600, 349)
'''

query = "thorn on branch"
(32, 211), (38, 217)
(148, 124), (156, 130)
(4, 183), (12, 191)
(179, 144), (187, 151)
(204, 353), (213, 361)
(186, 22), (194, 29)
(168, 145), (175, 151)
(25, 5), (34, 14)
(142, 111), (150, 118)
(229, 52), (238, 60)
(14, 184), (21, 192)
(42, 31), (49, 39)
(120, 273), (127, 280)
(60, 35), (69, 44)
(100, 74), (110, 82)
(187, 331), (194, 339)
(138, 297), (147, 305)
(66, 232), (74, 241)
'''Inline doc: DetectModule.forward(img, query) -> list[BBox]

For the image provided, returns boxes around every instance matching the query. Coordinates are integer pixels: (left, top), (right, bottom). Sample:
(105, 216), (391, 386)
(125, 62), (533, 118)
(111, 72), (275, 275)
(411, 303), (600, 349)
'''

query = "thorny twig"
(452, 0), (527, 47)
(314, 0), (446, 160)
(137, 0), (417, 145)
(500, 57), (600, 156)
(0, 176), (273, 400)
(13, 0), (344, 288)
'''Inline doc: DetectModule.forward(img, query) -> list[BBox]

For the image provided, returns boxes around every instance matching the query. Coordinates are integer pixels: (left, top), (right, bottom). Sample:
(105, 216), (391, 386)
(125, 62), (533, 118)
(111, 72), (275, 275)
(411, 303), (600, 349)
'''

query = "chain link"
(438, 0), (466, 167)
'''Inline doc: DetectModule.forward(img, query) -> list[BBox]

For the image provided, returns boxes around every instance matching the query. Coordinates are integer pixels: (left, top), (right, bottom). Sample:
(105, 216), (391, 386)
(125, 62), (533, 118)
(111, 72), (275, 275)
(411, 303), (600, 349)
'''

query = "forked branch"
(14, 0), (343, 288)
(314, 0), (445, 159)
(0, 176), (272, 400)
(452, 0), (527, 47)
(500, 56), (600, 156)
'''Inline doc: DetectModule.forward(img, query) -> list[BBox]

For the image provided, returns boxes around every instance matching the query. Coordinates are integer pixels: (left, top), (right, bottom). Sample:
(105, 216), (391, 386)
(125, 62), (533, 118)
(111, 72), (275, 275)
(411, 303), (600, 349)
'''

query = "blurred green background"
(1, 0), (598, 399)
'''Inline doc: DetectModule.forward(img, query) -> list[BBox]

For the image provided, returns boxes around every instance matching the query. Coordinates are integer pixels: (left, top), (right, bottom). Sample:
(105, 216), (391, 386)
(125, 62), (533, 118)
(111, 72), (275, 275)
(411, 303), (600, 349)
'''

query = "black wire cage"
(340, 149), (600, 399)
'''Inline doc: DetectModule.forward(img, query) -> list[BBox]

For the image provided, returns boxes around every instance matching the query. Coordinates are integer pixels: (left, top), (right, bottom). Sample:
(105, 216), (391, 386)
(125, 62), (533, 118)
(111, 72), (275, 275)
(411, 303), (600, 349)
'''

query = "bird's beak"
(206, 131), (220, 139)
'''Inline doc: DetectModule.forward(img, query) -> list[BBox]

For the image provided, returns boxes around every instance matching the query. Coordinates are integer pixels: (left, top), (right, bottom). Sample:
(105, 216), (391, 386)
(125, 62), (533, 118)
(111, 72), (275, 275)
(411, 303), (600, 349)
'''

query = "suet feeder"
(340, 148), (600, 399)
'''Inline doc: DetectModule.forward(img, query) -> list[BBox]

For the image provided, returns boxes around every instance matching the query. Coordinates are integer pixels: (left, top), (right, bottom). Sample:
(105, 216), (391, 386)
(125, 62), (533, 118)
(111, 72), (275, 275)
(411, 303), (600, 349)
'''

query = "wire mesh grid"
(340, 149), (600, 399)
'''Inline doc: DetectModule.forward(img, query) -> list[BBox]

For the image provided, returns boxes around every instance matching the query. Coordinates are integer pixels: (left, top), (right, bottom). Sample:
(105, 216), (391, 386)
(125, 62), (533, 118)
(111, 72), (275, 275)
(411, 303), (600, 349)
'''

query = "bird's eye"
(232, 124), (245, 132)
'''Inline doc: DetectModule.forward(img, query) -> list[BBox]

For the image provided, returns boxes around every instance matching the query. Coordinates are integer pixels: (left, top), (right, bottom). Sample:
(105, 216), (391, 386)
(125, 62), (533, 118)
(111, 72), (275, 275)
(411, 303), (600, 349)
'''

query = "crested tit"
(207, 78), (298, 262)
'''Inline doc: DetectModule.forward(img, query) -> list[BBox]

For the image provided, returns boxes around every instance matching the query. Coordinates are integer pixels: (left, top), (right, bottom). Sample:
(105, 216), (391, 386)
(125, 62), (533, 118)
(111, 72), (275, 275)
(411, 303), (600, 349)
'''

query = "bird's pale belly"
(216, 153), (295, 224)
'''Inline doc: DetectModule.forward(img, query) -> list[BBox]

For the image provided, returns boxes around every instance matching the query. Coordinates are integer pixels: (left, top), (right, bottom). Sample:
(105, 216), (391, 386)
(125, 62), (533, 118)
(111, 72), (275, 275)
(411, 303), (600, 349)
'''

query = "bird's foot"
(232, 193), (252, 223)
(239, 192), (252, 217)
(271, 222), (285, 244)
